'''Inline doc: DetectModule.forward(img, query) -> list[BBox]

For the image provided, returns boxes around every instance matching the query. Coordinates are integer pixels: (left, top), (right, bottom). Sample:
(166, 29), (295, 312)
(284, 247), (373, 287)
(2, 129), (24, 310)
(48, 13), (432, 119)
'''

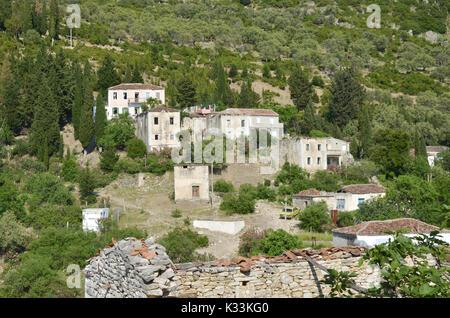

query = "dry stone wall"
(84, 237), (179, 298)
(84, 238), (382, 298)
(174, 257), (381, 298)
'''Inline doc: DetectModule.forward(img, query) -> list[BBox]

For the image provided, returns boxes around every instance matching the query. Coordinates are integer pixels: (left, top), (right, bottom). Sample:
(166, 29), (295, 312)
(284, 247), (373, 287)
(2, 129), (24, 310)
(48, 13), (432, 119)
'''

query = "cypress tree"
(30, 76), (60, 161)
(72, 61), (82, 139)
(358, 104), (372, 158)
(79, 61), (95, 150)
(176, 76), (196, 107)
(39, 0), (47, 35)
(238, 79), (259, 108)
(100, 146), (119, 172)
(327, 68), (365, 128)
(97, 54), (121, 97)
(59, 133), (64, 158)
(124, 62), (133, 82)
(288, 66), (312, 111)
(1, 71), (21, 134)
(131, 61), (143, 83)
(53, 49), (74, 125)
(302, 101), (317, 136)
(214, 60), (233, 106)
(262, 64), (271, 78)
(414, 130), (427, 158)
(48, 0), (59, 40)
(95, 92), (106, 144)
(22, 0), (34, 33)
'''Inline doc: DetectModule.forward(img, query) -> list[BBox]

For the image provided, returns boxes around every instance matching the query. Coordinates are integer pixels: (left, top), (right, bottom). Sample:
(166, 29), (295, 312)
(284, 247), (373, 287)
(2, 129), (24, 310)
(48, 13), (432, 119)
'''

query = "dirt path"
(96, 172), (301, 259)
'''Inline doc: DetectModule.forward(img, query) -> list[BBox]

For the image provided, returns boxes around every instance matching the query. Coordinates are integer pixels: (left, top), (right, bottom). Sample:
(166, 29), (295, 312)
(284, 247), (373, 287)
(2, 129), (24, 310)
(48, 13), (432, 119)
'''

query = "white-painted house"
(332, 218), (450, 248)
(107, 83), (165, 120)
(82, 208), (109, 232)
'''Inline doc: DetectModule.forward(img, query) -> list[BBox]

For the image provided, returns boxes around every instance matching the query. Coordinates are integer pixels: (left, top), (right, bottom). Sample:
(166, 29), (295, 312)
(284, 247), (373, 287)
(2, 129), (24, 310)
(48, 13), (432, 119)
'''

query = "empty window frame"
(154, 117), (159, 125)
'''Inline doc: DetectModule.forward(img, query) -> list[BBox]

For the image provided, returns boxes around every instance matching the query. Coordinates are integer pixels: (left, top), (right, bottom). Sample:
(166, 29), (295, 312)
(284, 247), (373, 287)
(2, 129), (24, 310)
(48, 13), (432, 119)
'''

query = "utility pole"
(210, 163), (214, 209)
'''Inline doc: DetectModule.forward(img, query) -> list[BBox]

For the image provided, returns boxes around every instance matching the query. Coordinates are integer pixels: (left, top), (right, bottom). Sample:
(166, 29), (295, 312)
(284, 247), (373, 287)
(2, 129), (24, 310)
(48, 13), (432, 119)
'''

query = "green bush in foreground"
(157, 228), (209, 263)
(298, 202), (331, 233)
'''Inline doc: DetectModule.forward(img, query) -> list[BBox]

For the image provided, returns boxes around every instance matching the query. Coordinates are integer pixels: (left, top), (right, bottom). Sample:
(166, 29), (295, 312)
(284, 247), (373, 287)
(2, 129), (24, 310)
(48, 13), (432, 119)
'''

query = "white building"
(136, 106), (181, 152)
(280, 137), (353, 173)
(332, 218), (450, 248)
(292, 184), (386, 212)
(206, 108), (284, 140)
(425, 146), (448, 167)
(106, 83), (165, 120)
(82, 208), (109, 232)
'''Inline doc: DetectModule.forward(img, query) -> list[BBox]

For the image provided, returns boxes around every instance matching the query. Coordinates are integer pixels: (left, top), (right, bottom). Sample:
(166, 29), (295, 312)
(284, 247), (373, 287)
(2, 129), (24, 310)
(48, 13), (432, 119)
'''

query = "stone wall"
(173, 256), (381, 298)
(84, 238), (382, 298)
(84, 237), (179, 298)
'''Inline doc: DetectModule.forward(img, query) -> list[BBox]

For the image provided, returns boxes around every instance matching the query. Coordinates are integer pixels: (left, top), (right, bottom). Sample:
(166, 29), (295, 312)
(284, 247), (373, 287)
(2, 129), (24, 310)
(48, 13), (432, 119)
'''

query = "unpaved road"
(97, 173), (300, 259)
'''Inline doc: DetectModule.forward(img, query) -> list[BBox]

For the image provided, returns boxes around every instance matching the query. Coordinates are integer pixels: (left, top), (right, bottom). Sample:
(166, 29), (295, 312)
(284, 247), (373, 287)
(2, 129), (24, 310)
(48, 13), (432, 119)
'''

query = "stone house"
(280, 137), (353, 173)
(332, 218), (450, 248)
(292, 184), (386, 212)
(181, 112), (208, 143)
(106, 83), (165, 120)
(206, 108), (284, 140)
(292, 188), (336, 211)
(136, 106), (180, 152)
(334, 184), (386, 212)
(174, 164), (210, 201)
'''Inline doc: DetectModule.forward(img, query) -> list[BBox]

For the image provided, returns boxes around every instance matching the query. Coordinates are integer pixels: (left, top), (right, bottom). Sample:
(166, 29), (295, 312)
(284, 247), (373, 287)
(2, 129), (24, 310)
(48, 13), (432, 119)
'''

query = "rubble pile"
(84, 237), (179, 298)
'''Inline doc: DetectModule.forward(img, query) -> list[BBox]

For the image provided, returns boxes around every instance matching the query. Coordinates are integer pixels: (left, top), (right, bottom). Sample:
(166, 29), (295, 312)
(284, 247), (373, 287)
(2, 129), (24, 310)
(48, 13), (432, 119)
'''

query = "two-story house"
(107, 83), (165, 120)
(136, 107), (180, 152)
(280, 137), (353, 173)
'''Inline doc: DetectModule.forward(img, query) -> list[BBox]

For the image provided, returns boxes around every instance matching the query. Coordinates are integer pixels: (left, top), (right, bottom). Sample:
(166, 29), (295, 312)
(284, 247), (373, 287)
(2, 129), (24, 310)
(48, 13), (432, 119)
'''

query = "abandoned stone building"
(174, 164), (210, 201)
(293, 184), (386, 212)
(136, 106), (181, 152)
(280, 137), (353, 173)
(205, 108), (284, 140)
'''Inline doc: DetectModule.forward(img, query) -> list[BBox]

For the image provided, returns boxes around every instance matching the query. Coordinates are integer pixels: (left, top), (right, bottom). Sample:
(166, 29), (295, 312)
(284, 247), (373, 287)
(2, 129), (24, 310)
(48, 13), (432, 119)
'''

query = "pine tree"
(176, 76), (196, 107)
(95, 92), (106, 145)
(72, 61), (82, 139)
(328, 68), (365, 128)
(79, 61), (95, 150)
(131, 61), (143, 83)
(97, 54), (121, 97)
(288, 67), (312, 111)
(30, 76), (60, 161)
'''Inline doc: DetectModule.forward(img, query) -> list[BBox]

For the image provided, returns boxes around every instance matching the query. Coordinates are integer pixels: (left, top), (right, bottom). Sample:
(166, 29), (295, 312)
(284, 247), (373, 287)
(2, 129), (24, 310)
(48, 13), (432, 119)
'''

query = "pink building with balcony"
(107, 83), (165, 120)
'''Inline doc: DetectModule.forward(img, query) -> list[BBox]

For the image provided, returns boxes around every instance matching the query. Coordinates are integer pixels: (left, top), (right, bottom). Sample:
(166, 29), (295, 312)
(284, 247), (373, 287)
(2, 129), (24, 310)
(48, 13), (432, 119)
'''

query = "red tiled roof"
(174, 246), (367, 273)
(294, 188), (321, 197)
(332, 218), (449, 236)
(218, 108), (279, 117)
(148, 106), (180, 113)
(338, 184), (385, 194)
(426, 146), (448, 153)
(109, 83), (164, 90)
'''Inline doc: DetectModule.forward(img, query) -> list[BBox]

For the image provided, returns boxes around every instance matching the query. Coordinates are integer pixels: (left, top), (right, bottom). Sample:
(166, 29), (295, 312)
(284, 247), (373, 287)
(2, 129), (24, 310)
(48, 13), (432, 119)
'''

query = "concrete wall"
(193, 220), (245, 235)
(174, 165), (210, 201)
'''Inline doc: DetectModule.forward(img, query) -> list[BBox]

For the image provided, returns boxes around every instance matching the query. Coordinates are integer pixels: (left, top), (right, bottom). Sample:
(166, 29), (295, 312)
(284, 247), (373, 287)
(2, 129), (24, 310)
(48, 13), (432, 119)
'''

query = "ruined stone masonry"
(84, 237), (382, 298)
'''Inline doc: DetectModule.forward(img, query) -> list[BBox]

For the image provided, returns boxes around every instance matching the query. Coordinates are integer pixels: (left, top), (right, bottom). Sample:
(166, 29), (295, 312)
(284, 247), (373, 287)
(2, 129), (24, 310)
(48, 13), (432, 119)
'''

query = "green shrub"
(25, 173), (73, 211)
(126, 138), (147, 159)
(298, 202), (331, 233)
(337, 212), (355, 228)
(239, 228), (303, 257)
(264, 179), (271, 187)
(25, 204), (82, 230)
(61, 157), (81, 183)
(220, 192), (255, 215)
(114, 158), (143, 174)
(0, 212), (32, 255)
(171, 209), (182, 218)
(214, 180), (234, 193)
(157, 228), (209, 263)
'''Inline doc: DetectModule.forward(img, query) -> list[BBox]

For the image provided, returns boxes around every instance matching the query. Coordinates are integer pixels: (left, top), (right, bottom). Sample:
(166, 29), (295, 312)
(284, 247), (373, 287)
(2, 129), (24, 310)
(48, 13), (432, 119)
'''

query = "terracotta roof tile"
(109, 83), (164, 90)
(332, 218), (449, 236)
(338, 184), (385, 194)
(218, 108), (279, 117)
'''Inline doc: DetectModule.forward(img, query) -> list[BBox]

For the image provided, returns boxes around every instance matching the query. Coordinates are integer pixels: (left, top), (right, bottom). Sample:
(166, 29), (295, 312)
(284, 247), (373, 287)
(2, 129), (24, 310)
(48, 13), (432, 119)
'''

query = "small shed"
(82, 208), (109, 232)
(332, 218), (450, 248)
(174, 164), (210, 201)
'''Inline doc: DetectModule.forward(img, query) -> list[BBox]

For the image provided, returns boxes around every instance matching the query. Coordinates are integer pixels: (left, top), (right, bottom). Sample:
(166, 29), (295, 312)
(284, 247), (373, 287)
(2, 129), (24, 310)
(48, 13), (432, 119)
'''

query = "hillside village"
(0, 0), (449, 299)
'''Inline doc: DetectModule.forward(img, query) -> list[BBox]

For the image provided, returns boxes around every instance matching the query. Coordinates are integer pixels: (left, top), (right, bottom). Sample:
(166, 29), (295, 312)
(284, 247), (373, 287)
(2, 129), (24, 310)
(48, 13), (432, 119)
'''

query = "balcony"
(128, 98), (149, 106)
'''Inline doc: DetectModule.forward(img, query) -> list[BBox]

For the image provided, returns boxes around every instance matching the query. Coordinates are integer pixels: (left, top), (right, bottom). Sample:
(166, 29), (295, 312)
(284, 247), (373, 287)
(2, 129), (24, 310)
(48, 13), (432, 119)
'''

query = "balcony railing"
(128, 98), (149, 105)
